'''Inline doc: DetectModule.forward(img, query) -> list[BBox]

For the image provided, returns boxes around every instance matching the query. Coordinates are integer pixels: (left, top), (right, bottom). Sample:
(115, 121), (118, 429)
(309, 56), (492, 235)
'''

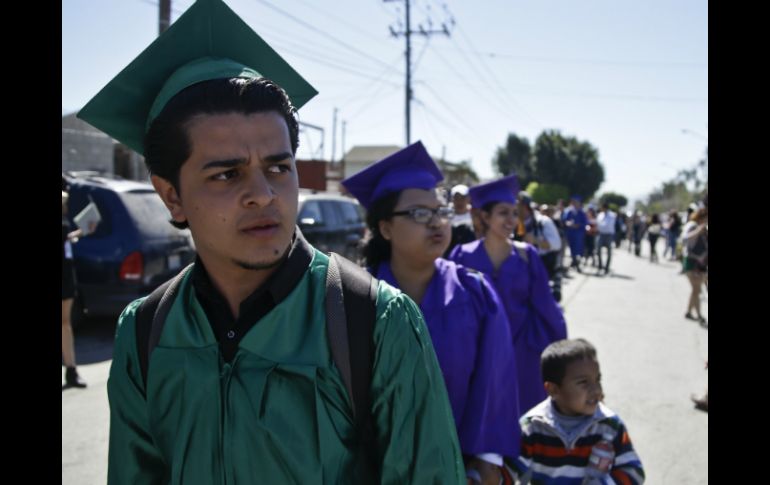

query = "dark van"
(64, 172), (196, 325)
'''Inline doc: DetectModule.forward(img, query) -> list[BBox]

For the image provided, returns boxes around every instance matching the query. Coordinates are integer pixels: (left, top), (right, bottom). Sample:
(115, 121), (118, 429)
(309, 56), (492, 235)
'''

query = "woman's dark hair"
(476, 201), (500, 235)
(651, 213), (660, 224)
(541, 338), (598, 385)
(362, 191), (402, 272)
(144, 77), (299, 229)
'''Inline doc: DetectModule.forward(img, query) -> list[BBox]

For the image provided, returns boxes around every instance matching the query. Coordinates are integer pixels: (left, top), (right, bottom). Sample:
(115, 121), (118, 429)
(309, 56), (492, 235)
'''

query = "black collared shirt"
(191, 229), (314, 362)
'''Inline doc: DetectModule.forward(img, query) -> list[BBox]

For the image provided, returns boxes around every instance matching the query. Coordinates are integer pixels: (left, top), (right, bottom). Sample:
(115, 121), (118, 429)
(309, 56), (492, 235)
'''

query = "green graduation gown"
(107, 249), (465, 484)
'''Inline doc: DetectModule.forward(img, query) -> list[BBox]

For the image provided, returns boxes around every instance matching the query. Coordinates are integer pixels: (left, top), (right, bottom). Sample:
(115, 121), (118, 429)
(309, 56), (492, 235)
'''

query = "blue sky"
(62, 0), (707, 203)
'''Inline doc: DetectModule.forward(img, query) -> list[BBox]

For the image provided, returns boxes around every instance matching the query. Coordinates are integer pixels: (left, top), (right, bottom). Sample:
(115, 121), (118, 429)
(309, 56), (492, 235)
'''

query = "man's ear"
(379, 219), (393, 241)
(544, 381), (560, 398)
(151, 175), (187, 225)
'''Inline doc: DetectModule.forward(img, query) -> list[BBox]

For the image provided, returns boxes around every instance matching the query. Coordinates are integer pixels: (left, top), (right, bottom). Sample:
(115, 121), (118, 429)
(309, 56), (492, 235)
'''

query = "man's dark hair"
(541, 338), (598, 385)
(362, 191), (402, 272)
(144, 77), (300, 229)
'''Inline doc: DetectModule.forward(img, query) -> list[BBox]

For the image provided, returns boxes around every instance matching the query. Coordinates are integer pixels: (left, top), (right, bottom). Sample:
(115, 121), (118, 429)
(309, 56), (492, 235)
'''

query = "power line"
(284, 0), (391, 45)
(450, 24), (543, 129)
(268, 40), (402, 86)
(412, 36), (431, 74)
(417, 82), (482, 138)
(412, 98), (477, 148)
(346, 83), (404, 122)
(343, 58), (408, 122)
(414, 101), (445, 152)
(426, 42), (525, 126)
(512, 86), (707, 103)
(433, 47), (708, 69)
(253, 0), (404, 74)
(415, 78), (706, 104)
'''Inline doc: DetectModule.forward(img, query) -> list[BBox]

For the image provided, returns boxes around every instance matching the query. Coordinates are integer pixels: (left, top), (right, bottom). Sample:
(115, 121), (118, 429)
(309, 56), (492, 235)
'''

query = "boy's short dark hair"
(541, 338), (598, 385)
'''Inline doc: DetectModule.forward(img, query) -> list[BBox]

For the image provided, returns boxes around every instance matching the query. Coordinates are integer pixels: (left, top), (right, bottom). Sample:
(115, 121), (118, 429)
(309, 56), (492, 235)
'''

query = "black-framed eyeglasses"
(390, 206), (454, 224)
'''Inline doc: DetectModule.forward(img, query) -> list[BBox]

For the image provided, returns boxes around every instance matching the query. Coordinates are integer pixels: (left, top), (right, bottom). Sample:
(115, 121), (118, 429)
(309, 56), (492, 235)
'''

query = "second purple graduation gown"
(448, 240), (567, 415)
(376, 258), (521, 459)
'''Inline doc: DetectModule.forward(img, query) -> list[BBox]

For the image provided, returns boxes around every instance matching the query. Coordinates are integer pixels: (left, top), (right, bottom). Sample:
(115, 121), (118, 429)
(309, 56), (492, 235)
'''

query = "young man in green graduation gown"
(77, 1), (465, 483)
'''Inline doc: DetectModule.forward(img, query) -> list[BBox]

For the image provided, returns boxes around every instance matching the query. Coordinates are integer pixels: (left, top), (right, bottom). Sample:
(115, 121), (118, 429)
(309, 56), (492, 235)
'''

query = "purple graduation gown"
(448, 240), (568, 415)
(376, 258), (521, 458)
(562, 206), (588, 258)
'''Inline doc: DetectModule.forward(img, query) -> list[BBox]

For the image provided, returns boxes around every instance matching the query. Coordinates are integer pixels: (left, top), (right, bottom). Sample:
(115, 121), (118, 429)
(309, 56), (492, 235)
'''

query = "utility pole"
(386, 0), (451, 145)
(298, 121), (325, 159)
(159, 0), (171, 35)
(341, 121), (347, 162)
(331, 108), (338, 163)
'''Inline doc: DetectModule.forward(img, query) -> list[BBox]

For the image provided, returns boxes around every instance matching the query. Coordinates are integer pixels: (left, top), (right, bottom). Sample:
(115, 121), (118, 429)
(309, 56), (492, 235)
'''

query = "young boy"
(506, 338), (645, 484)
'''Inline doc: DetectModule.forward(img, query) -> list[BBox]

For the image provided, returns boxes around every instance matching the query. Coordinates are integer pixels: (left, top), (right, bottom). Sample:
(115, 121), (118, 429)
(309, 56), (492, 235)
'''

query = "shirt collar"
(191, 227), (314, 318)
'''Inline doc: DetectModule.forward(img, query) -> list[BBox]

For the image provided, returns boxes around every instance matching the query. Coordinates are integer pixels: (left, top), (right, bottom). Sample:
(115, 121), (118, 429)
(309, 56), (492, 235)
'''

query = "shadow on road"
(607, 273), (634, 280)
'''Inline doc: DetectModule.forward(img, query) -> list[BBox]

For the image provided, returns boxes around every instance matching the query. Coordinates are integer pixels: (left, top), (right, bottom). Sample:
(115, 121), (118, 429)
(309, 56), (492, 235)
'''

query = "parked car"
(297, 190), (366, 262)
(63, 172), (196, 326)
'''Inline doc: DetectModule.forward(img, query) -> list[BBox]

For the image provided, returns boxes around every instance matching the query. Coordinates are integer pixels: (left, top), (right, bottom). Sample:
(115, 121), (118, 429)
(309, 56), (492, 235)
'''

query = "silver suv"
(297, 190), (366, 262)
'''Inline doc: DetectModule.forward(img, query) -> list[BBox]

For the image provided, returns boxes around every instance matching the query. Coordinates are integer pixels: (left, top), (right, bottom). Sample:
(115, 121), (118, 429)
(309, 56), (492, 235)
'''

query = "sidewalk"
(559, 245), (708, 484)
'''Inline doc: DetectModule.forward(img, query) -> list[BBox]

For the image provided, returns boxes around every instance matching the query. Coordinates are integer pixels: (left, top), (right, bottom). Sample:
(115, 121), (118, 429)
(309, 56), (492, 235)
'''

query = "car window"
(298, 200), (324, 224)
(356, 204), (366, 221)
(121, 190), (185, 238)
(320, 201), (343, 228)
(339, 201), (362, 224)
(67, 187), (112, 238)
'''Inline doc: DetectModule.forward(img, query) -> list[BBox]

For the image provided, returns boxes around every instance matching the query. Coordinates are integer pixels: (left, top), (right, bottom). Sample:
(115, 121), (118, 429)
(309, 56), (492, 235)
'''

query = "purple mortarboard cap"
(341, 141), (443, 210)
(468, 174), (520, 208)
(571, 194), (583, 202)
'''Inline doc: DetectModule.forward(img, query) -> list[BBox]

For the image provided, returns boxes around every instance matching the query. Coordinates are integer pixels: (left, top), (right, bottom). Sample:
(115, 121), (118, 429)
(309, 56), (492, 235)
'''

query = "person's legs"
(62, 298), (86, 388)
(596, 239), (604, 271)
(62, 298), (76, 367)
(568, 236), (582, 272)
(541, 252), (561, 302)
(686, 272), (704, 319)
(649, 236), (658, 262)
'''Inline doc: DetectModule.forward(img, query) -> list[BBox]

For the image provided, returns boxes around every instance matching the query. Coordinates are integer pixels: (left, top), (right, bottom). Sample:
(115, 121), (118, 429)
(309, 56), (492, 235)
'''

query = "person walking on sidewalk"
(595, 203), (616, 275)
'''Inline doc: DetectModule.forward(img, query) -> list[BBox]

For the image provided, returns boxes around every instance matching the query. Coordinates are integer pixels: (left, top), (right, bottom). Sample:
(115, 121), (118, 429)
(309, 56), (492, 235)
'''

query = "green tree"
(599, 192), (629, 208)
(531, 130), (604, 199)
(525, 181), (569, 205)
(493, 133), (534, 187)
(644, 180), (693, 213)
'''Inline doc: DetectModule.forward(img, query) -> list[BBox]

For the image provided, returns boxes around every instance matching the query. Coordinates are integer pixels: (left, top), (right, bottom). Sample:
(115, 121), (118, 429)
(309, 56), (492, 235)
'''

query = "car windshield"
(121, 190), (185, 238)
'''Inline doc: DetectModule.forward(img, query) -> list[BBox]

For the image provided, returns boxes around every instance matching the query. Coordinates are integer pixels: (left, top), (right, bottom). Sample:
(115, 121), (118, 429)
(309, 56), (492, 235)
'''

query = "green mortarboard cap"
(77, 0), (318, 155)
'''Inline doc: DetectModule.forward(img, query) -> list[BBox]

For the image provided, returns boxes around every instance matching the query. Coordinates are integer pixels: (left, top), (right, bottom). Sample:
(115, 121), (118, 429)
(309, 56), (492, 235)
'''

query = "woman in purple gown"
(342, 141), (521, 484)
(448, 175), (567, 416)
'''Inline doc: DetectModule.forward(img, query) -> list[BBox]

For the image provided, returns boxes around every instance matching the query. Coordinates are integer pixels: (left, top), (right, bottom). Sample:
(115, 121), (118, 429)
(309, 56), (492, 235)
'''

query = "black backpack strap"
(325, 252), (378, 476)
(325, 254), (354, 406)
(136, 263), (194, 388)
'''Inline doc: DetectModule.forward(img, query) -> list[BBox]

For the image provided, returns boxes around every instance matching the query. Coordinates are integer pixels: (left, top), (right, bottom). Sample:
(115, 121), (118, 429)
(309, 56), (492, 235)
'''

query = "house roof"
(342, 145), (403, 163)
